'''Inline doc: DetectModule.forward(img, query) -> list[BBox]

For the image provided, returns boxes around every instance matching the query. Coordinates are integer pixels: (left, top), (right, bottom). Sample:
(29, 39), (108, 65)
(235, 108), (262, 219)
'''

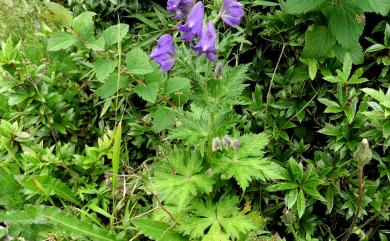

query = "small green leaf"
(366, 43), (386, 52)
(72, 12), (96, 39)
(165, 76), (191, 95)
(302, 186), (326, 202)
(325, 188), (334, 214)
(48, 32), (77, 51)
(318, 98), (342, 113)
(288, 158), (303, 183)
(297, 189), (306, 218)
(342, 54), (352, 80)
(126, 48), (153, 75)
(85, 36), (105, 51)
(266, 182), (298, 192)
(286, 189), (298, 209)
(134, 82), (159, 103)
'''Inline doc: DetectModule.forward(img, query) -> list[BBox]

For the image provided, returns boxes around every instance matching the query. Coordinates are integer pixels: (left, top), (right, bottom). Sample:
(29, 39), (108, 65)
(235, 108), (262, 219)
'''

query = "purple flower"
(167, 0), (194, 19)
(212, 137), (222, 151)
(221, 0), (244, 28)
(223, 135), (231, 148)
(192, 22), (217, 61)
(231, 138), (239, 151)
(177, 1), (204, 42)
(150, 34), (176, 72)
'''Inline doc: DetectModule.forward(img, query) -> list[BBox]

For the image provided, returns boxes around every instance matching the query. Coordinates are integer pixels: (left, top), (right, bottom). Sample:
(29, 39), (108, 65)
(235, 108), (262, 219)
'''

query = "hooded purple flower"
(167, 0), (194, 19)
(192, 22), (217, 61)
(221, 0), (244, 28)
(177, 1), (204, 42)
(150, 34), (176, 72)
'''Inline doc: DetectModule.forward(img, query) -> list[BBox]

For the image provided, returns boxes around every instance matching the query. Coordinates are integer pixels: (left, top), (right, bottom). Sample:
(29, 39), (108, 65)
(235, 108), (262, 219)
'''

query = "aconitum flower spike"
(192, 22), (217, 61)
(177, 1), (204, 42)
(221, 0), (244, 28)
(150, 34), (176, 72)
(167, 0), (194, 19)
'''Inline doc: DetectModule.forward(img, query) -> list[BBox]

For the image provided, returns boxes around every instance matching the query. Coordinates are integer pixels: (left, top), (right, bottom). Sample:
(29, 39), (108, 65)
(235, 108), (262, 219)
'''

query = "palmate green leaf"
(282, 0), (326, 14)
(178, 196), (255, 241)
(209, 65), (249, 105)
(213, 133), (285, 190)
(47, 32), (77, 51)
(154, 150), (214, 210)
(328, 2), (365, 48)
(18, 175), (80, 205)
(132, 219), (186, 241)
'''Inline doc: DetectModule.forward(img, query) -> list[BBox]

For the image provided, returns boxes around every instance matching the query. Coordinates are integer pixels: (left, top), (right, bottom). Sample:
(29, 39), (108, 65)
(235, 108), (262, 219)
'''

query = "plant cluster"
(1, 0), (390, 241)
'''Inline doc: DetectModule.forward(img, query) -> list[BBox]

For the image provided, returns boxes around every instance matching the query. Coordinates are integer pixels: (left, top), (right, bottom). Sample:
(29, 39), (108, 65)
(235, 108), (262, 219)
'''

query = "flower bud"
(223, 135), (231, 148)
(231, 138), (239, 151)
(212, 137), (222, 151)
(353, 138), (372, 167)
(215, 62), (223, 79)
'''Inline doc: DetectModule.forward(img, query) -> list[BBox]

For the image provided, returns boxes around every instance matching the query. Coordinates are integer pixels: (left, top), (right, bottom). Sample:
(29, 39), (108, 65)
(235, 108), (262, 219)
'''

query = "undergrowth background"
(0, 0), (390, 240)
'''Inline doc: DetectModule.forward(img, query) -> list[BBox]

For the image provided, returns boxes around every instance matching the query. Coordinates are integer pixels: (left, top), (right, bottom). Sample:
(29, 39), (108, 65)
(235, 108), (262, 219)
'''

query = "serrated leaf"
(214, 133), (285, 190)
(94, 58), (117, 82)
(85, 36), (105, 51)
(103, 24), (129, 46)
(318, 124), (340, 137)
(283, 0), (325, 14)
(288, 158), (303, 183)
(154, 150), (214, 210)
(303, 26), (335, 58)
(178, 196), (256, 240)
(297, 189), (306, 218)
(126, 48), (153, 75)
(133, 219), (186, 241)
(365, 43), (386, 53)
(328, 3), (365, 48)
(334, 43), (364, 65)
(72, 12), (95, 39)
(48, 32), (77, 51)
(151, 108), (176, 132)
(318, 98), (342, 113)
(134, 82), (159, 103)
(302, 186), (326, 202)
(165, 76), (191, 95)
(266, 182), (298, 192)
(45, 1), (73, 26)
(356, 0), (390, 16)
(286, 189), (298, 209)
(95, 74), (130, 99)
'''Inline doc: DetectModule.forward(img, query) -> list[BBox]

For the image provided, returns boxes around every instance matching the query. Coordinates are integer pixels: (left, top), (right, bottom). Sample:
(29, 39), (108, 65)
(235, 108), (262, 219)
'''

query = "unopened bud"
(282, 208), (296, 225)
(231, 138), (240, 151)
(223, 135), (231, 148)
(214, 62), (223, 79)
(212, 137), (222, 151)
(354, 138), (372, 167)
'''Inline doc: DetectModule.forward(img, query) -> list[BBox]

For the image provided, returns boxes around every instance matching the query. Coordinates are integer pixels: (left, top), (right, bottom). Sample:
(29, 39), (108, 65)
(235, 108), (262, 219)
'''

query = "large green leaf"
(355, 0), (390, 16)
(303, 26), (335, 58)
(95, 74), (130, 99)
(48, 32), (77, 51)
(283, 0), (326, 14)
(328, 3), (365, 48)
(94, 58), (117, 82)
(103, 24), (129, 46)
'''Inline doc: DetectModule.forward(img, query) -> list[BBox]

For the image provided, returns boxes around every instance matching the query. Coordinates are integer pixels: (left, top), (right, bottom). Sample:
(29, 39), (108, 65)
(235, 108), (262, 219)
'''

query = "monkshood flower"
(223, 135), (231, 148)
(231, 138), (239, 151)
(167, 0), (194, 19)
(192, 22), (217, 61)
(150, 34), (176, 72)
(221, 0), (244, 28)
(177, 1), (204, 42)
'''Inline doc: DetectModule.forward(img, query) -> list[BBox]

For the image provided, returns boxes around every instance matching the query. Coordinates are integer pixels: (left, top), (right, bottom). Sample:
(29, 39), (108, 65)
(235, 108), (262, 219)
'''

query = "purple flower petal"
(192, 22), (217, 61)
(221, 0), (244, 28)
(167, 0), (195, 19)
(150, 34), (176, 72)
(178, 1), (204, 42)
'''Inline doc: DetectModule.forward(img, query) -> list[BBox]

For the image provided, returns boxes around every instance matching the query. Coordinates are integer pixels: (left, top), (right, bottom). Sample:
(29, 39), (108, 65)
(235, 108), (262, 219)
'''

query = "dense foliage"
(1, 0), (390, 240)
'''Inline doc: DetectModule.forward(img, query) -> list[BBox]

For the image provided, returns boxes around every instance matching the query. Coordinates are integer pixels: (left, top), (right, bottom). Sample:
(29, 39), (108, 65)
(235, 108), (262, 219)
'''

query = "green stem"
(289, 225), (300, 241)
